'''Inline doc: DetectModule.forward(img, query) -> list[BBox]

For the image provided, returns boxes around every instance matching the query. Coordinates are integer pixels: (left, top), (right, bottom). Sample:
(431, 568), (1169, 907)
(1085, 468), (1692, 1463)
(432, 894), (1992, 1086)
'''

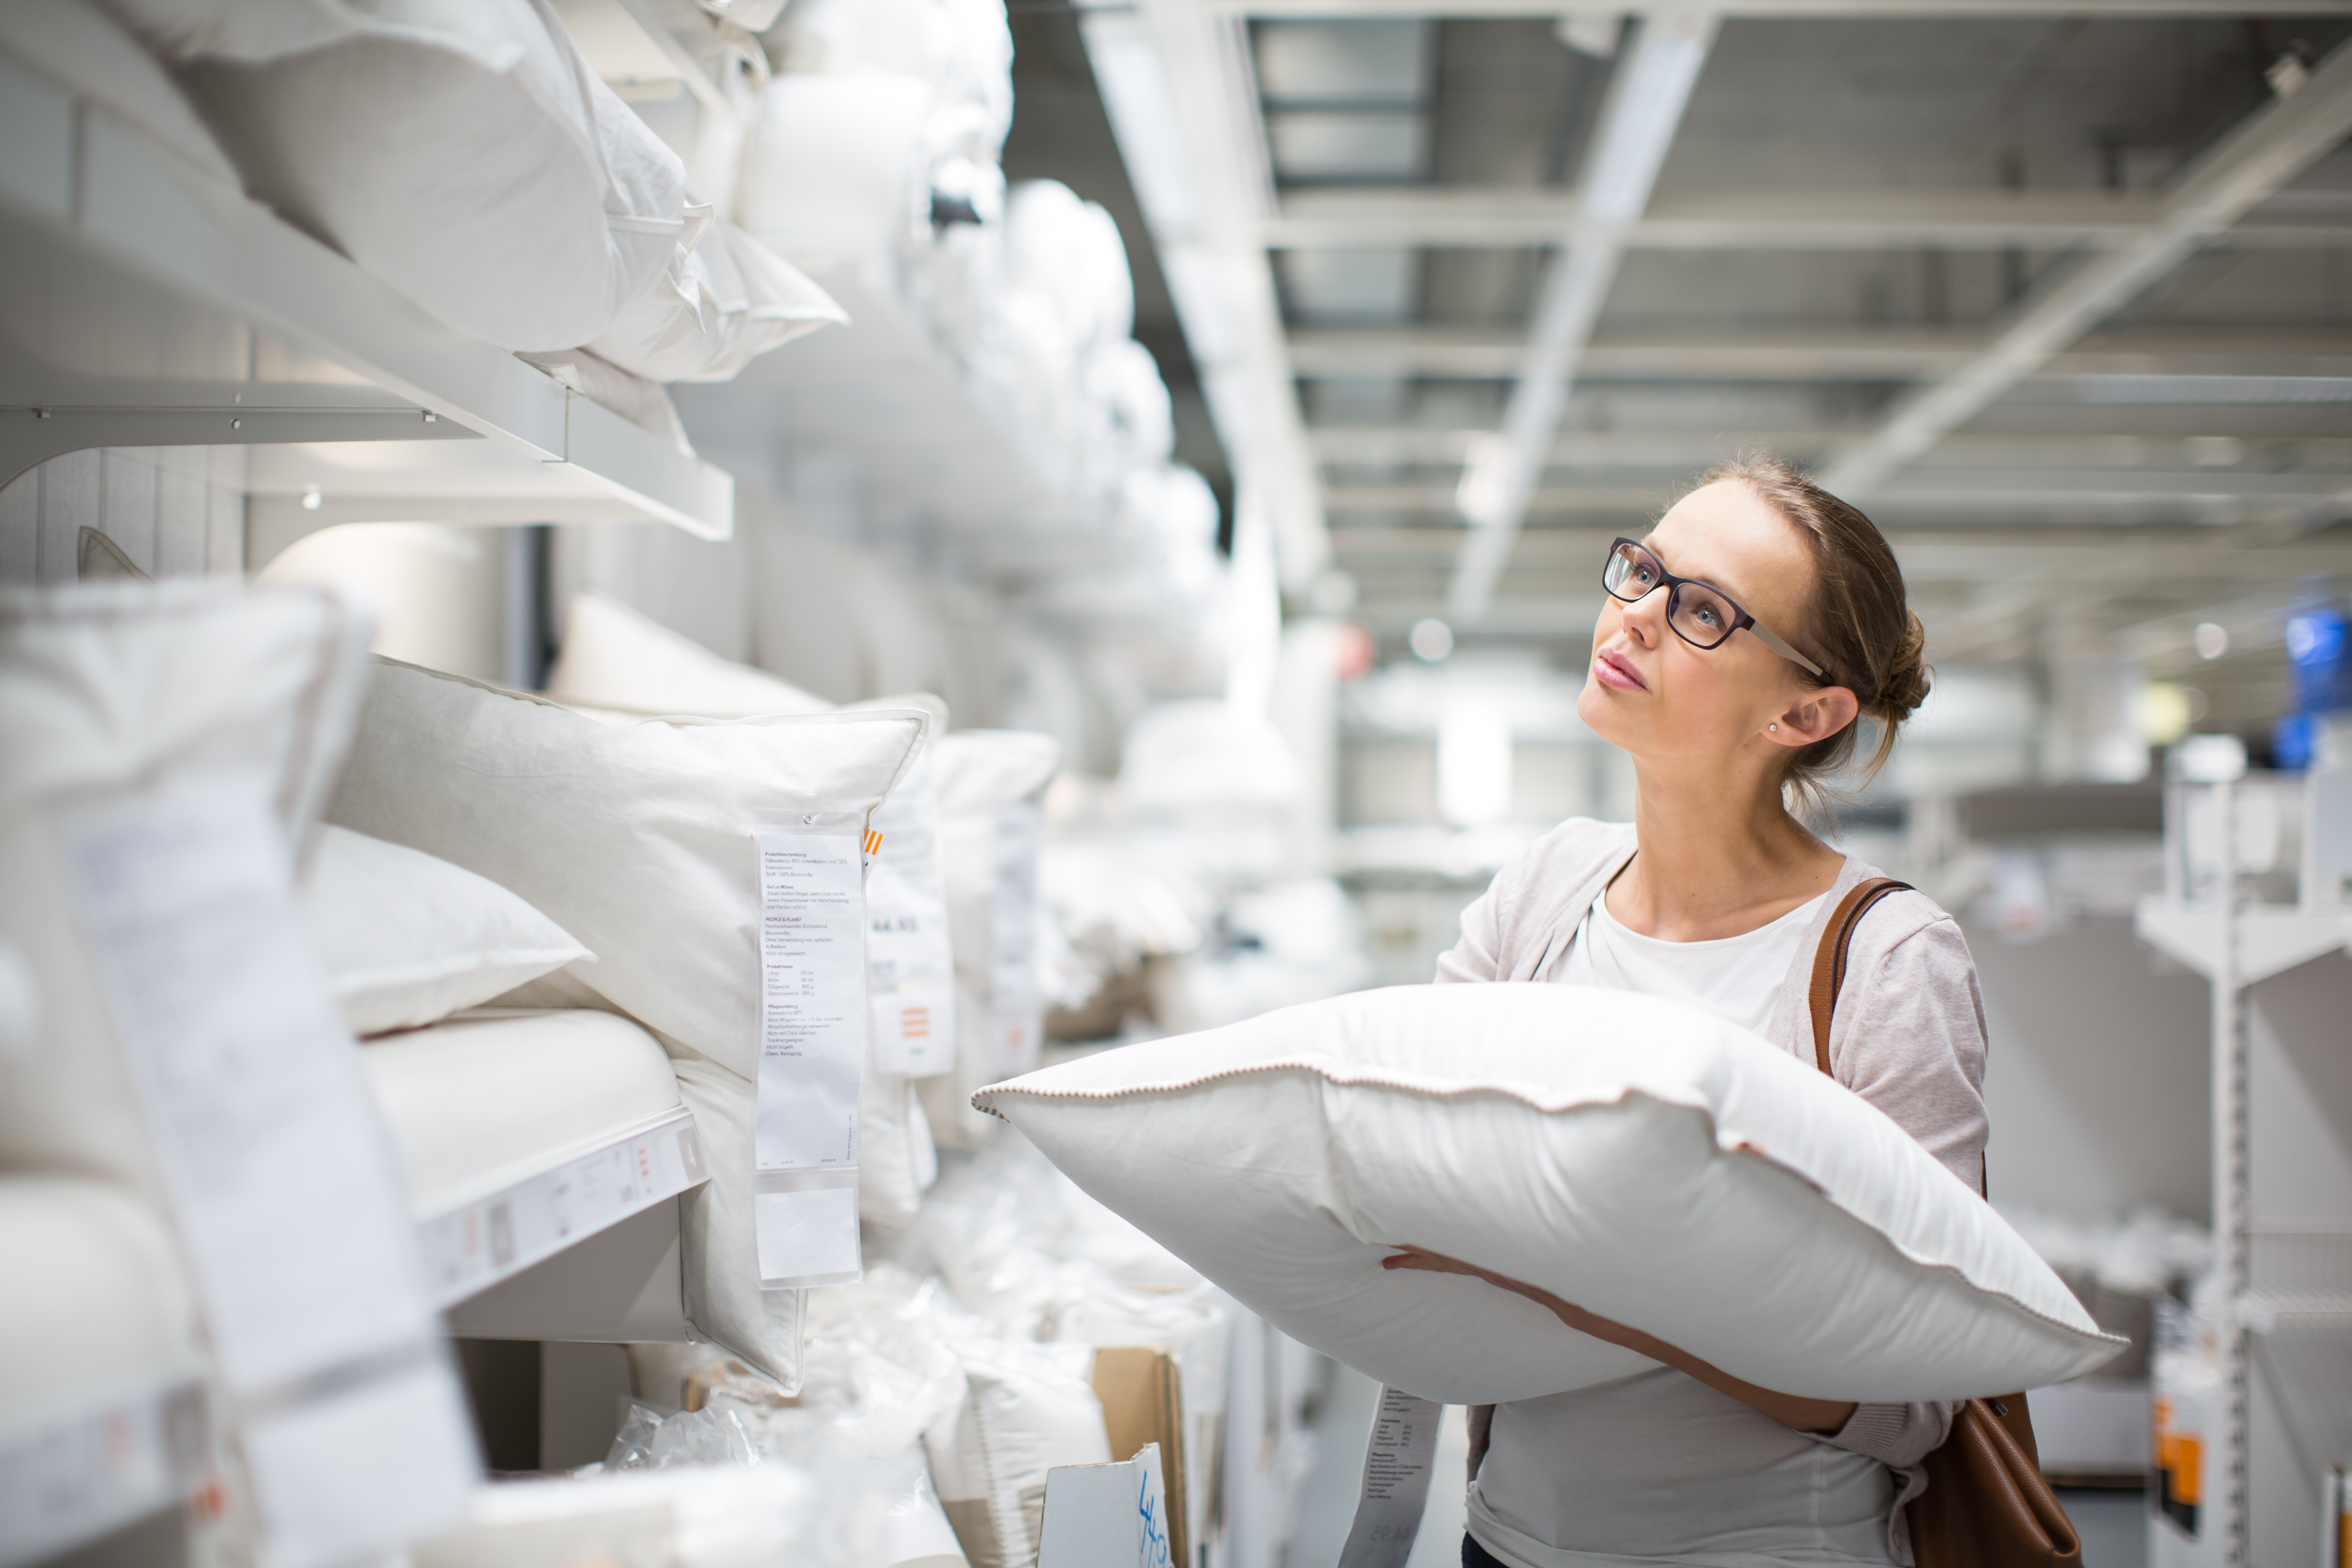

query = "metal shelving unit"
(0, 52), (735, 543)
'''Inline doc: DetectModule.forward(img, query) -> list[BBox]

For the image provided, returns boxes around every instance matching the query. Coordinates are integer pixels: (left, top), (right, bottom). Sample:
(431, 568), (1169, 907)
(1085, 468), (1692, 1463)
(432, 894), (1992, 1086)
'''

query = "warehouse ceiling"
(1064, 2), (2352, 744)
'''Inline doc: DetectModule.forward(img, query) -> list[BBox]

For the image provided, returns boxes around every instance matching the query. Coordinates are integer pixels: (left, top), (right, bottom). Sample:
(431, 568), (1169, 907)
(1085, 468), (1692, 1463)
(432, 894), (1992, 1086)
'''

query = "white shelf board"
(2131, 895), (2352, 984)
(0, 1376), (204, 1566)
(0, 57), (732, 539)
(417, 1107), (706, 1311)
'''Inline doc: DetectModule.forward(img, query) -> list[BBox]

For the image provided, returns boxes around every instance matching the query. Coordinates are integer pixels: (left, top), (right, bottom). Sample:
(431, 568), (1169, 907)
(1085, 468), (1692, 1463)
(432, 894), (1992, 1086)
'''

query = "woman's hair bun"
(1875, 610), (1933, 722)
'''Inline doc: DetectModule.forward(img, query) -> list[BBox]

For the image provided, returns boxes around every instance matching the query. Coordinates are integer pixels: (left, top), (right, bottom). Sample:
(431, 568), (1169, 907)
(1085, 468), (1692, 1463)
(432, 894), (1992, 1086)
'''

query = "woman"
(1389, 455), (1988, 1568)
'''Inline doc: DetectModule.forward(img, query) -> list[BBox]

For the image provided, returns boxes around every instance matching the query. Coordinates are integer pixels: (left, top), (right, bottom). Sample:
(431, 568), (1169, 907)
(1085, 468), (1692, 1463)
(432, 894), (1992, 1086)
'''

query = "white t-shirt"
(1468, 884), (1901, 1568)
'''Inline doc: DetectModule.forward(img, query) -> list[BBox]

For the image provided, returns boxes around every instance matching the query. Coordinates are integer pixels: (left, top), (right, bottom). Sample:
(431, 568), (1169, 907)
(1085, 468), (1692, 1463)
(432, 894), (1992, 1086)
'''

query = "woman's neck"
(1612, 757), (1844, 942)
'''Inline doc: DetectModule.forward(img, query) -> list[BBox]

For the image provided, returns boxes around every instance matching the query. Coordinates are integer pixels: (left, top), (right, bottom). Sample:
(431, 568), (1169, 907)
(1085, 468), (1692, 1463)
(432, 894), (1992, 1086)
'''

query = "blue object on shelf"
(2286, 608), (2350, 715)
(2276, 711), (2321, 771)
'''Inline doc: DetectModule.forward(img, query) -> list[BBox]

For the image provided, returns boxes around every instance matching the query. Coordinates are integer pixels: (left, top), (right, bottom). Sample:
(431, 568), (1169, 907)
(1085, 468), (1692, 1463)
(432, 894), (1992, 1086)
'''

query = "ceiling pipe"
(1447, 10), (1718, 623)
(1820, 33), (2352, 499)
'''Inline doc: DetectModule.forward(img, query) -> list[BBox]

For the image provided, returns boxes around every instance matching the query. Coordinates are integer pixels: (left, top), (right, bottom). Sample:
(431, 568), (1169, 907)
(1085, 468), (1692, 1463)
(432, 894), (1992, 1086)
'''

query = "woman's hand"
(1381, 1246), (1858, 1437)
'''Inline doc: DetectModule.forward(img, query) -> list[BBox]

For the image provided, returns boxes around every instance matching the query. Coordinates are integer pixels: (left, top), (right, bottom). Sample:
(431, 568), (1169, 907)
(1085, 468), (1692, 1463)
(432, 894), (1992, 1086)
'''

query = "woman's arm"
(1381, 1247), (1857, 1436)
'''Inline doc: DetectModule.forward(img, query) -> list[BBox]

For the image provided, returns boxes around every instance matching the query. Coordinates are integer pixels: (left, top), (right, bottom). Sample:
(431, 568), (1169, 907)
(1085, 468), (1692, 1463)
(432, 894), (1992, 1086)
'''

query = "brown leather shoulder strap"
(1806, 877), (1913, 1076)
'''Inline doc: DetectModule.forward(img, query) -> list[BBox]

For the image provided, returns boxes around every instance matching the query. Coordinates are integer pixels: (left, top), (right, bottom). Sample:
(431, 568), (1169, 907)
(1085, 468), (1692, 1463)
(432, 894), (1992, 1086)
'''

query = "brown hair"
(1695, 453), (1931, 796)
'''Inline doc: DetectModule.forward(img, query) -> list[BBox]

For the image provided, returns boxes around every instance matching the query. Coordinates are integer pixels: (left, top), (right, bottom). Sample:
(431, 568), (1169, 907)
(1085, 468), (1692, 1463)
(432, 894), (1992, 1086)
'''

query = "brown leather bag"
(1811, 878), (2082, 1568)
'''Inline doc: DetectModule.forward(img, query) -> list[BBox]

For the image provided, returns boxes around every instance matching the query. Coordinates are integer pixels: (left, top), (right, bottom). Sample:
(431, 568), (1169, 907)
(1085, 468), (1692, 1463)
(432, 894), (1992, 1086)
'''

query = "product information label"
(754, 822), (867, 1171)
(989, 800), (1044, 1078)
(66, 773), (474, 1566)
(1336, 1388), (1439, 1568)
(865, 751), (955, 1078)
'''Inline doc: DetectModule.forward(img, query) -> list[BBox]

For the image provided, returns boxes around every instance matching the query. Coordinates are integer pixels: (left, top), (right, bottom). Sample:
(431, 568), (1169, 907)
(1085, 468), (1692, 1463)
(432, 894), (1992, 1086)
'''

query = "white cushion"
(542, 594), (953, 1229)
(302, 826), (589, 1037)
(545, 591), (832, 719)
(129, 0), (688, 352)
(0, 1176), (202, 1437)
(587, 223), (848, 385)
(327, 659), (924, 1388)
(359, 1010), (680, 1218)
(923, 1342), (1108, 1568)
(976, 983), (2125, 1406)
(0, 581), (370, 1192)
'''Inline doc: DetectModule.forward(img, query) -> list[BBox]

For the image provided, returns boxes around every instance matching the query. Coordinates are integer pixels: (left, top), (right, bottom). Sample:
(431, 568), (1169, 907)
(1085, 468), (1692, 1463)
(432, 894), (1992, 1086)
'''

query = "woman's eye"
(1695, 605), (1721, 628)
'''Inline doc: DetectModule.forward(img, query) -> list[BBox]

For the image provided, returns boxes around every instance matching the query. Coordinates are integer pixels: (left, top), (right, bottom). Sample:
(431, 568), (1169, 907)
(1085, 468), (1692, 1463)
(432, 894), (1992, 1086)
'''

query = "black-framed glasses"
(1601, 537), (1827, 678)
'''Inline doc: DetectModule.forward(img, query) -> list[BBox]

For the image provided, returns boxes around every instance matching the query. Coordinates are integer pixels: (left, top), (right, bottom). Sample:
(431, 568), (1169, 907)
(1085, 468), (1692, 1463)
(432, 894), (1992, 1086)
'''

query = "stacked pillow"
(922, 731), (1061, 1150)
(300, 825), (588, 1038)
(330, 657), (925, 1388)
(542, 592), (955, 1230)
(978, 983), (2126, 1405)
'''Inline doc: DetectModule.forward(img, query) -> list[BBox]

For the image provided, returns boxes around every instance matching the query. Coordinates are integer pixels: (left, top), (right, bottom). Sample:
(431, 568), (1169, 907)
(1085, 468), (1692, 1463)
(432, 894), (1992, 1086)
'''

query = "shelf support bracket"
(0, 406), (481, 490)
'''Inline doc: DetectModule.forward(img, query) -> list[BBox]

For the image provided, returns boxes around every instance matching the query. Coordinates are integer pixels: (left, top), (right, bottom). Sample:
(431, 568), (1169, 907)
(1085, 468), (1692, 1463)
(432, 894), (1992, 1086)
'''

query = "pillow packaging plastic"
(514, 348), (695, 454)
(924, 1341), (1109, 1568)
(976, 983), (2127, 1406)
(327, 659), (926, 1390)
(586, 222), (849, 385)
(541, 592), (956, 1229)
(301, 825), (591, 1037)
(0, 580), (372, 1193)
(122, 0), (691, 351)
(921, 731), (1062, 1151)
(412, 1464), (858, 1568)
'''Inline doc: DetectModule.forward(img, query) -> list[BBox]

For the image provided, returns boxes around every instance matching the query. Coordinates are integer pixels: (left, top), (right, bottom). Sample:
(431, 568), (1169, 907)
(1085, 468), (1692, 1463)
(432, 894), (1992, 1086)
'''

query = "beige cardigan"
(1435, 817), (1993, 1563)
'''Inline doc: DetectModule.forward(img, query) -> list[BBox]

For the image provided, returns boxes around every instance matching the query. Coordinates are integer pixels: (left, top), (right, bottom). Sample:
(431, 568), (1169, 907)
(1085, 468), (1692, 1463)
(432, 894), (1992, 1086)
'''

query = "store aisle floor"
(1287, 1368), (2149, 1568)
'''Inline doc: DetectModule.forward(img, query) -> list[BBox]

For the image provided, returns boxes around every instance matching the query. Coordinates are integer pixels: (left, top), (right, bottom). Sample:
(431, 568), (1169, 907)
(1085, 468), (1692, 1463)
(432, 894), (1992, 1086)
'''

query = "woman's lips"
(1595, 648), (1647, 692)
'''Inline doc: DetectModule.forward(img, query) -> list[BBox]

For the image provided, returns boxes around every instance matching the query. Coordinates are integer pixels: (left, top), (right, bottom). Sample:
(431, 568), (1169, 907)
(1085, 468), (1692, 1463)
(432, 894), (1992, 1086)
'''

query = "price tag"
(1337, 1388), (1440, 1568)
(866, 751), (955, 1078)
(753, 816), (868, 1289)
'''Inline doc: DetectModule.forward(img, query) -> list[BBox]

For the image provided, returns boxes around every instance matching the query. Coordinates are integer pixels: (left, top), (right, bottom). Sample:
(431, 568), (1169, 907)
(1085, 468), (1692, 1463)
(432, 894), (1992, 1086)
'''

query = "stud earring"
(1768, 724), (1778, 732)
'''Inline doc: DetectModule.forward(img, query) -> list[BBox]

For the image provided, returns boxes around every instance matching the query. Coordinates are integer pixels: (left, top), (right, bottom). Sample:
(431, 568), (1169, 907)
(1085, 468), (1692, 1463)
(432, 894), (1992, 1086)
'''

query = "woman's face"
(1576, 480), (1841, 768)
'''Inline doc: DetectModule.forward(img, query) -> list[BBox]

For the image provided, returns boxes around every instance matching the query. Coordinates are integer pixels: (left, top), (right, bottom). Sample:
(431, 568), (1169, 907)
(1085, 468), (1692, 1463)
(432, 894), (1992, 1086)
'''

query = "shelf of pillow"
(0, 1177), (209, 1565)
(359, 1010), (708, 1313)
(0, 52), (734, 540)
(673, 259), (1121, 573)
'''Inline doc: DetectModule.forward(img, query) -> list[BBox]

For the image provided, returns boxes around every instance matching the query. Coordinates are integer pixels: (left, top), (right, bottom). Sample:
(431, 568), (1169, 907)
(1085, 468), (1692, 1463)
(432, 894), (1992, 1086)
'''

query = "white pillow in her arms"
(301, 826), (588, 1037)
(976, 982), (2124, 1406)
(327, 659), (925, 1389)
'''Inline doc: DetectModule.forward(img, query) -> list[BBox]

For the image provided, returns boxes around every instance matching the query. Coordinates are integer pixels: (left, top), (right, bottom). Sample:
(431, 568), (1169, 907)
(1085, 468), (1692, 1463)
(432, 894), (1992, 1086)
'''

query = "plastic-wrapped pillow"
(328, 659), (925, 1389)
(118, 0), (690, 351)
(587, 223), (849, 385)
(924, 1342), (1107, 1568)
(920, 731), (1061, 1151)
(978, 983), (2127, 1406)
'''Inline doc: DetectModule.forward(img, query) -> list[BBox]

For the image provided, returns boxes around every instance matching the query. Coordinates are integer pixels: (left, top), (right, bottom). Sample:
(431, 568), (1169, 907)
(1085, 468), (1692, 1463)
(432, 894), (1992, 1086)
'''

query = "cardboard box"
(1037, 1442), (1172, 1568)
(1093, 1348), (1189, 1568)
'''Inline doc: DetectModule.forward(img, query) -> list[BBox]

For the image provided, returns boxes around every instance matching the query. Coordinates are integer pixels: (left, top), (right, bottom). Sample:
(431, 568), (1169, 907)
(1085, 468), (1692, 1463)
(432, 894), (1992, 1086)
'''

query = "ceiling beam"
(1082, 7), (1329, 591)
(1209, 0), (2352, 14)
(1819, 34), (2352, 497)
(1329, 472), (2352, 517)
(1309, 426), (2352, 468)
(1288, 327), (2352, 381)
(1449, 11), (1718, 622)
(1263, 187), (2352, 251)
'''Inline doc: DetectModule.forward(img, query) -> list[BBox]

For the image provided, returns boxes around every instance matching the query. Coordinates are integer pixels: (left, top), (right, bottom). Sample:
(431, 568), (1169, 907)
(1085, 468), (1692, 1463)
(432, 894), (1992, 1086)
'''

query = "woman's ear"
(1771, 685), (1859, 746)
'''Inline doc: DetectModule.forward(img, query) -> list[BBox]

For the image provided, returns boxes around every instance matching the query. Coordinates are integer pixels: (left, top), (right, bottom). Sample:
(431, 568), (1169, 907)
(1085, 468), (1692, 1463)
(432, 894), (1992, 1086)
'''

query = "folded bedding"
(359, 1009), (683, 1220)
